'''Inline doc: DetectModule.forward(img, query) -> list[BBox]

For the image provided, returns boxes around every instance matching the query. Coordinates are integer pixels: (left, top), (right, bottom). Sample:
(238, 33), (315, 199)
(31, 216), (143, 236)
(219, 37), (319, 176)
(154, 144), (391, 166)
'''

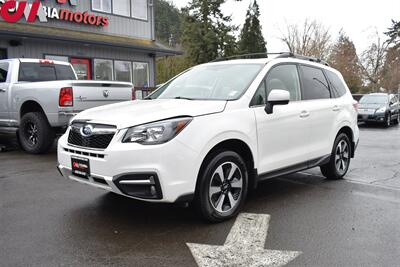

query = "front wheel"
(320, 133), (351, 180)
(195, 150), (248, 222)
(18, 112), (55, 154)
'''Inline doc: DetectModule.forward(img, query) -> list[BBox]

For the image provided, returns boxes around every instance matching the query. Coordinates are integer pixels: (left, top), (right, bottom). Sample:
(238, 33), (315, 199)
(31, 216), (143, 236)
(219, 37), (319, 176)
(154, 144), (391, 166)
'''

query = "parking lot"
(1, 123), (399, 267)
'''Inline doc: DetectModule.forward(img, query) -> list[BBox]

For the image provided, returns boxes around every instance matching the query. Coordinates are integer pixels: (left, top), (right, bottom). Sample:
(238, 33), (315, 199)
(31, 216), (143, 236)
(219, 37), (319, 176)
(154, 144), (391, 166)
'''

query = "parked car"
(358, 93), (400, 127)
(57, 54), (359, 222)
(0, 59), (133, 154)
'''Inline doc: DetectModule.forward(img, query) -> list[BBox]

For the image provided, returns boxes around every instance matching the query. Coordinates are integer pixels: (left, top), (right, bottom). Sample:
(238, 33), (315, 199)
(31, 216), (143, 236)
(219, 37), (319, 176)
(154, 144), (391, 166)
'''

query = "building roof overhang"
(0, 22), (182, 56)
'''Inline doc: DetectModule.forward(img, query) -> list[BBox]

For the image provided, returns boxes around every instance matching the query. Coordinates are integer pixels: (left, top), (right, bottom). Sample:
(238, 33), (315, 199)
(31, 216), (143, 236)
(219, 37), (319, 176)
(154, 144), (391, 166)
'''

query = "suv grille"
(68, 122), (117, 150)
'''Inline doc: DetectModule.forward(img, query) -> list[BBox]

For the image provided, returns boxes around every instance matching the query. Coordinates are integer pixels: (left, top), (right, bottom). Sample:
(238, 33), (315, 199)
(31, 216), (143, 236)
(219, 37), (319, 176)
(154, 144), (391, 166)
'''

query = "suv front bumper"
(57, 132), (200, 203)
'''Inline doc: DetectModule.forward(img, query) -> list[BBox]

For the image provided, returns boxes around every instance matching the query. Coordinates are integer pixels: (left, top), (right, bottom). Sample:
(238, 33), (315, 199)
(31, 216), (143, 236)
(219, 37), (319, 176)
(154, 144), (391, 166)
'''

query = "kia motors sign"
(0, 0), (109, 27)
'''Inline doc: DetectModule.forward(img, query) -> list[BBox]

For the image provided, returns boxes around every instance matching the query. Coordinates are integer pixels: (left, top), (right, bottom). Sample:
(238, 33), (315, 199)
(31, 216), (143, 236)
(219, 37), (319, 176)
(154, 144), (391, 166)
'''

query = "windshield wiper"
(174, 96), (195, 100)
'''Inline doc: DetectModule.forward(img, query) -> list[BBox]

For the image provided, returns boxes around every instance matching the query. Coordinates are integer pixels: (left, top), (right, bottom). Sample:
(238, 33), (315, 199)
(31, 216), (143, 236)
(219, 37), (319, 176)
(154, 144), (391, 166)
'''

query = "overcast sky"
(170, 0), (399, 54)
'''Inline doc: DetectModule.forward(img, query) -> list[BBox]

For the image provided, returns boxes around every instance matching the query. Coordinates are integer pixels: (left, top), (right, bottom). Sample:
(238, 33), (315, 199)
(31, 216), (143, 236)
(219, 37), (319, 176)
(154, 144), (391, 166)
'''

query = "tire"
(394, 113), (399, 125)
(385, 113), (391, 128)
(320, 133), (351, 180)
(195, 150), (248, 223)
(18, 112), (55, 154)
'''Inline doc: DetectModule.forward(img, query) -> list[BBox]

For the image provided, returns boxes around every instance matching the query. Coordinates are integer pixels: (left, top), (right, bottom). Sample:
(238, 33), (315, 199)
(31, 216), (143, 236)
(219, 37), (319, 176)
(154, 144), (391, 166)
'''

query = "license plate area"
(71, 157), (90, 179)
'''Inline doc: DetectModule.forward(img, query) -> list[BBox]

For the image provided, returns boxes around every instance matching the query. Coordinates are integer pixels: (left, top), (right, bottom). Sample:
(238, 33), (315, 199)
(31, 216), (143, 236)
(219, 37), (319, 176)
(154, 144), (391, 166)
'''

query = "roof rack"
(210, 52), (287, 62)
(210, 52), (330, 66)
(275, 52), (330, 66)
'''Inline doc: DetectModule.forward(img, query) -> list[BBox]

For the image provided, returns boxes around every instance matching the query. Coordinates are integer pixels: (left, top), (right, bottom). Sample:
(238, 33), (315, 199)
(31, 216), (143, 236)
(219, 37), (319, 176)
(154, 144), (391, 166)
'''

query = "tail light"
(59, 87), (73, 107)
(352, 100), (359, 111)
(132, 87), (136, 100)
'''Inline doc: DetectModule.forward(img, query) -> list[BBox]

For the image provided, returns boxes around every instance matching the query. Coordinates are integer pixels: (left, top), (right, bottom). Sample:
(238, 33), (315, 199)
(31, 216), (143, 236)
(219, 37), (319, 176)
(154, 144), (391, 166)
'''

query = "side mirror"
(265, 89), (290, 114)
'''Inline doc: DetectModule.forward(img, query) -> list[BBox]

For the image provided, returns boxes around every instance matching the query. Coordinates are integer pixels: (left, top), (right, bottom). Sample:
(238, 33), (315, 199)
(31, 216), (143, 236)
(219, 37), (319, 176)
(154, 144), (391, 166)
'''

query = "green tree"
(237, 0), (266, 55)
(155, 0), (182, 46)
(328, 32), (362, 93)
(181, 0), (238, 64)
(385, 20), (400, 44)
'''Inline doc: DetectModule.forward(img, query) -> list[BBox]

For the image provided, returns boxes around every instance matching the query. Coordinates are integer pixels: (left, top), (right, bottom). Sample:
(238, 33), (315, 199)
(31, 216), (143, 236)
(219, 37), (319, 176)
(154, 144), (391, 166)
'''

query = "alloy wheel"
(335, 140), (349, 175)
(26, 122), (38, 146)
(209, 162), (243, 213)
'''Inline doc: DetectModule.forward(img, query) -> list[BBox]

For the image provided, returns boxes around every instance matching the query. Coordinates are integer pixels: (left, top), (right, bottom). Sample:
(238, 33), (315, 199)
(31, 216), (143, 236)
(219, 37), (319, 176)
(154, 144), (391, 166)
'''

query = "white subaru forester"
(57, 54), (359, 222)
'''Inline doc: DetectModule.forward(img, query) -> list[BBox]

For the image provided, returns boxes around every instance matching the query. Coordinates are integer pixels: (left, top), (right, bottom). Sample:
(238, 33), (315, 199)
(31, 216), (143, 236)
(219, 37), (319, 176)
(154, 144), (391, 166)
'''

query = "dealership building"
(0, 0), (179, 87)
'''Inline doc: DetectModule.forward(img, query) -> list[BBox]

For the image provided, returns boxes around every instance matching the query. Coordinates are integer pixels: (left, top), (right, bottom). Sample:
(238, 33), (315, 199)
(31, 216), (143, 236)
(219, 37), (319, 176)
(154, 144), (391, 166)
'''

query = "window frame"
(298, 64), (332, 101)
(114, 60), (133, 83)
(249, 63), (303, 107)
(93, 58), (114, 81)
(131, 0), (148, 21)
(132, 61), (150, 87)
(91, 0), (112, 14)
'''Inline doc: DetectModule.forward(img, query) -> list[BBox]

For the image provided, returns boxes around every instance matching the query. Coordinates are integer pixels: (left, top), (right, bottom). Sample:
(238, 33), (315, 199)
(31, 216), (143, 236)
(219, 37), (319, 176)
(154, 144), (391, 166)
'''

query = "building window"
(132, 62), (149, 87)
(92, 0), (111, 13)
(94, 59), (113, 81)
(45, 55), (69, 62)
(114, 61), (132, 82)
(132, 0), (148, 20)
(113, 0), (130, 16)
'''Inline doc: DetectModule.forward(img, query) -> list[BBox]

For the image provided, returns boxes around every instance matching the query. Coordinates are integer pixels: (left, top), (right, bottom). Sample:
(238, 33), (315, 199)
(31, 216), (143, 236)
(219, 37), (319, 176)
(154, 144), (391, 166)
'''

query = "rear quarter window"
(300, 65), (331, 100)
(325, 70), (347, 98)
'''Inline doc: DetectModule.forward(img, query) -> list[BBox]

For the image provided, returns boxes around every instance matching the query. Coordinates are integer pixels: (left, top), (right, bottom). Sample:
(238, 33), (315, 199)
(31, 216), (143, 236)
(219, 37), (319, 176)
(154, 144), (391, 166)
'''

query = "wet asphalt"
(0, 123), (399, 267)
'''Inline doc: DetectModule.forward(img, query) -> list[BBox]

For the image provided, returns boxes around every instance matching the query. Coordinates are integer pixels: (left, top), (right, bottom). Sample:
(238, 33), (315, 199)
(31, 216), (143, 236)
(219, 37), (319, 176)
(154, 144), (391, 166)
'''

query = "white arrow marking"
(187, 213), (302, 267)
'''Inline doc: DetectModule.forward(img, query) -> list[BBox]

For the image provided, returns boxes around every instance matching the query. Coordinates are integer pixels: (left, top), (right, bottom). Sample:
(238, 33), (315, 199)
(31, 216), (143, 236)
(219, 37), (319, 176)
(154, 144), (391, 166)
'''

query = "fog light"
(150, 185), (157, 196)
(114, 173), (163, 199)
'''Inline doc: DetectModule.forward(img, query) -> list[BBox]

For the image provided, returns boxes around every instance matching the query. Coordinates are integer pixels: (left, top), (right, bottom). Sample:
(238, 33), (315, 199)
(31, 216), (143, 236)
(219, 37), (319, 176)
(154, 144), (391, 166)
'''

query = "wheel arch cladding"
(337, 126), (355, 158)
(20, 100), (45, 118)
(196, 139), (257, 194)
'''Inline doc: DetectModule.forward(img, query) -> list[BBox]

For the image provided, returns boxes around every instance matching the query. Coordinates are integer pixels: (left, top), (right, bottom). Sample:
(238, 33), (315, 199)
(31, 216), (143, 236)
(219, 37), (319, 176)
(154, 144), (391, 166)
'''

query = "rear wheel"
(195, 150), (248, 222)
(320, 133), (351, 180)
(18, 112), (55, 154)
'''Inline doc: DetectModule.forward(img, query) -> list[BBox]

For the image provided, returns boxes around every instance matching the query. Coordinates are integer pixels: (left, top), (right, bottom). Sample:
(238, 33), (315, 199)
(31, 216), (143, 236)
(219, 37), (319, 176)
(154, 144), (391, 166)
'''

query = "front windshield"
(359, 95), (388, 104)
(152, 63), (263, 100)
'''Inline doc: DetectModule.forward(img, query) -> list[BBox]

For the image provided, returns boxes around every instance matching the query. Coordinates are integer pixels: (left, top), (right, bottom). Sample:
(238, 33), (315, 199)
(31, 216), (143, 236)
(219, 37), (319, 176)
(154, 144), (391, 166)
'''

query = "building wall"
(0, 38), (155, 86)
(0, 0), (154, 40)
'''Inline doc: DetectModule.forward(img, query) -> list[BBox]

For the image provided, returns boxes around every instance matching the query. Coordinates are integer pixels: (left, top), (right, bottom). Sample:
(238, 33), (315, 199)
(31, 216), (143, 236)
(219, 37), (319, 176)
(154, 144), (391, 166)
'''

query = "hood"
(72, 99), (227, 129)
(358, 103), (386, 109)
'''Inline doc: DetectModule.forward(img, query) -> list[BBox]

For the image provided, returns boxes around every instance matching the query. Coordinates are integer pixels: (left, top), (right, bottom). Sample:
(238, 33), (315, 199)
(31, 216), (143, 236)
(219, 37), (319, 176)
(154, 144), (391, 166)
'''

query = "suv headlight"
(122, 117), (193, 145)
(376, 107), (387, 113)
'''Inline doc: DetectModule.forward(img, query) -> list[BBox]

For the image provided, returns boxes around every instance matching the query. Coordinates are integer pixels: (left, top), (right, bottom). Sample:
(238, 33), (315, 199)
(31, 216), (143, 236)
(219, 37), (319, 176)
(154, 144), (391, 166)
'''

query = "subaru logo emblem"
(103, 90), (109, 98)
(80, 125), (94, 137)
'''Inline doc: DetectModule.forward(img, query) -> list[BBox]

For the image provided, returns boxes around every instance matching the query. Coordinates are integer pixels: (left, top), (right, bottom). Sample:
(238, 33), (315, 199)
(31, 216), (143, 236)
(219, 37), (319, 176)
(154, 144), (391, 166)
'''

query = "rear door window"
(0, 62), (9, 83)
(18, 63), (58, 82)
(325, 70), (347, 98)
(300, 65), (331, 100)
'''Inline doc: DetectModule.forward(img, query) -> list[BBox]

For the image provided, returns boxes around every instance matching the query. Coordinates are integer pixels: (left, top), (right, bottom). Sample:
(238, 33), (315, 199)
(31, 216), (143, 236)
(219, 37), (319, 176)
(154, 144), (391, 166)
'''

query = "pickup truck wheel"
(195, 150), (248, 223)
(320, 133), (351, 180)
(19, 112), (55, 154)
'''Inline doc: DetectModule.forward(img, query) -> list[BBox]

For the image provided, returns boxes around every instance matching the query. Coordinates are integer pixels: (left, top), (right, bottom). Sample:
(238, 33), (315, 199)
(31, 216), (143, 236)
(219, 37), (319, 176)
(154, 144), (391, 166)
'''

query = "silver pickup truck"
(0, 58), (133, 154)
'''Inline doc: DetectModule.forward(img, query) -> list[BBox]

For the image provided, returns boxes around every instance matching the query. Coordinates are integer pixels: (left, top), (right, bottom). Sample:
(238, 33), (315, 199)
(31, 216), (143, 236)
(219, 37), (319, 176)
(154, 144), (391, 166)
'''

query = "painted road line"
(187, 213), (302, 267)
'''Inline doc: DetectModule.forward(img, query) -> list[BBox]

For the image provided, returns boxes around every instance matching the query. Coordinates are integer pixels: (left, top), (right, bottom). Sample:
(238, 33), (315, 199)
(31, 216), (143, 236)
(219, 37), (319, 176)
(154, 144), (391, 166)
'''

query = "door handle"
(300, 110), (310, 118)
(333, 105), (340, 111)
(0, 88), (6, 92)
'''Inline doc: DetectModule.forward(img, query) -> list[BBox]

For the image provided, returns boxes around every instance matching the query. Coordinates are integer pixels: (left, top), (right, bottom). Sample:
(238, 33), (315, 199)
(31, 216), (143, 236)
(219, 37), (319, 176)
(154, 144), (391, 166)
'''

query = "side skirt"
(256, 155), (331, 182)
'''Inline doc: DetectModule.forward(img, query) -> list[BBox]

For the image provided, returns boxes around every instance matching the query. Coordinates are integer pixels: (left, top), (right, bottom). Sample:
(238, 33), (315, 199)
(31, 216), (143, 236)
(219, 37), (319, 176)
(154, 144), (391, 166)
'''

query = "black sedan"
(358, 93), (400, 127)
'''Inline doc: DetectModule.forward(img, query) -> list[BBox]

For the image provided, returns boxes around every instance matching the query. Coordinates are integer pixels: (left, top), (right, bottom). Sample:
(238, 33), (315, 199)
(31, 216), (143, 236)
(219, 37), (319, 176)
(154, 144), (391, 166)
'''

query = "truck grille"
(68, 122), (117, 150)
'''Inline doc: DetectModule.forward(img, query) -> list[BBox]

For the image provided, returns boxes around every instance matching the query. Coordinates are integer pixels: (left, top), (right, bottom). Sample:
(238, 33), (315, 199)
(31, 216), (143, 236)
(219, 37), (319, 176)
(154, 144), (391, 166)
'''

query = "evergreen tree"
(155, 0), (182, 46)
(328, 32), (362, 93)
(238, 0), (266, 55)
(385, 20), (400, 44)
(181, 0), (237, 64)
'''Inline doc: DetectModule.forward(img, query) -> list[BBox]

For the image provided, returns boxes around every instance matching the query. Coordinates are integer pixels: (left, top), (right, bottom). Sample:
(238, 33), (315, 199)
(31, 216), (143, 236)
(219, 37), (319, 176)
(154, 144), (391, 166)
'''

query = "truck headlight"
(122, 117), (192, 145)
(376, 107), (387, 113)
